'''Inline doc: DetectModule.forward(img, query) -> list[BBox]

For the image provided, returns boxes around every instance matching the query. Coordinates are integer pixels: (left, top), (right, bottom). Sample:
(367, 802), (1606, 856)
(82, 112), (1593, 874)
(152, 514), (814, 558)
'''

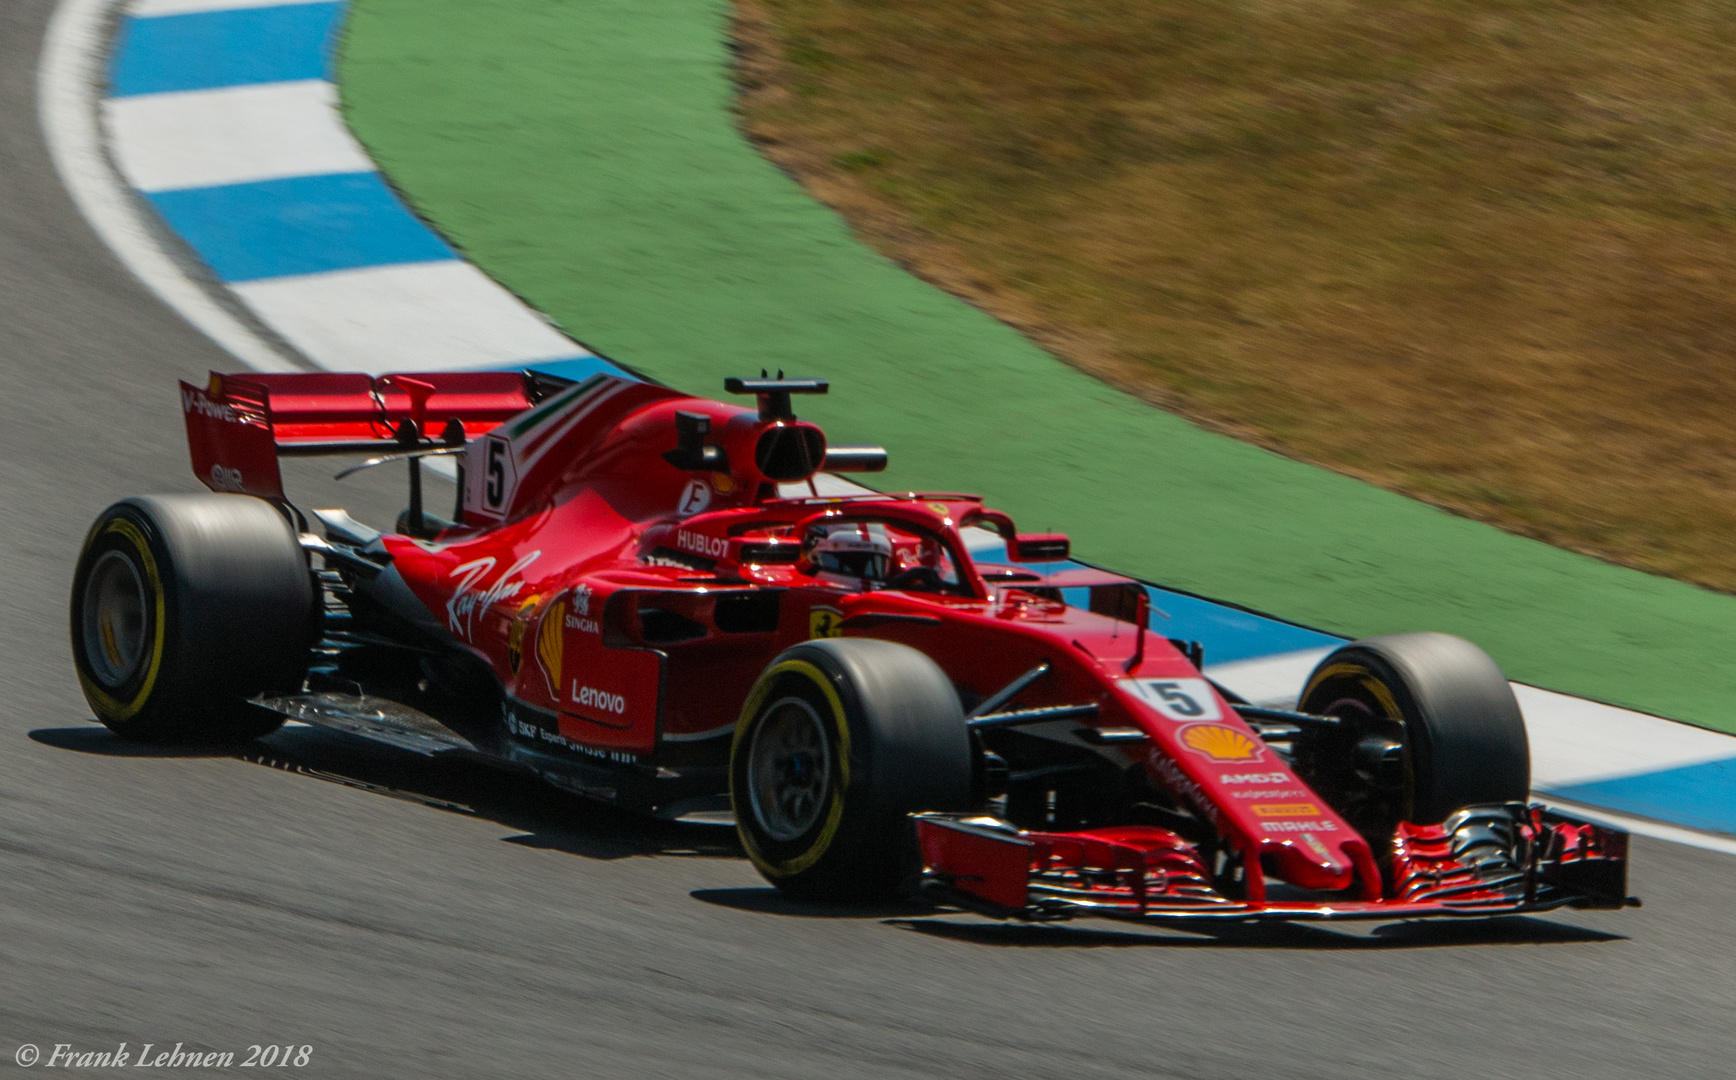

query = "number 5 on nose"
(1118, 677), (1221, 721)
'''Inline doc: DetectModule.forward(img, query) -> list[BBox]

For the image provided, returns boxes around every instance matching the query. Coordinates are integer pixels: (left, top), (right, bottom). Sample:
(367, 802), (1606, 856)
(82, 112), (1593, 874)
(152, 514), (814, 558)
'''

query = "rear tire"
(1295, 632), (1529, 843)
(70, 495), (316, 742)
(730, 638), (973, 902)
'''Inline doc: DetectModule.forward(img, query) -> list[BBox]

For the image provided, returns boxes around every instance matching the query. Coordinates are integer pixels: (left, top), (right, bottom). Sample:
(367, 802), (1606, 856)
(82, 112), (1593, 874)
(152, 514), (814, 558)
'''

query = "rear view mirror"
(1011, 533), (1069, 562)
(662, 410), (728, 471)
(822, 444), (888, 473)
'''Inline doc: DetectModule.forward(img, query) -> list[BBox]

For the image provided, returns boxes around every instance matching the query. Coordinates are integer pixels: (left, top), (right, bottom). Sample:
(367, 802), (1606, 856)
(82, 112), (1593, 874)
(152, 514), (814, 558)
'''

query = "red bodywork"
(180, 369), (1630, 922)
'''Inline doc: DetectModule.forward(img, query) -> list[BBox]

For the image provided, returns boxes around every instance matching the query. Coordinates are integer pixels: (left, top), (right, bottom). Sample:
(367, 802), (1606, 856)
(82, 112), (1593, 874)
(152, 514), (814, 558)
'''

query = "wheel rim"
(1297, 684), (1408, 842)
(746, 696), (833, 842)
(82, 549), (149, 688)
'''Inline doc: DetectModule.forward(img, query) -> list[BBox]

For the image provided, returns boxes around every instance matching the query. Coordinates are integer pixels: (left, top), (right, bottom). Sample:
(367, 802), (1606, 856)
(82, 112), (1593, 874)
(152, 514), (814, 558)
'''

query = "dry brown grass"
(732, 0), (1736, 591)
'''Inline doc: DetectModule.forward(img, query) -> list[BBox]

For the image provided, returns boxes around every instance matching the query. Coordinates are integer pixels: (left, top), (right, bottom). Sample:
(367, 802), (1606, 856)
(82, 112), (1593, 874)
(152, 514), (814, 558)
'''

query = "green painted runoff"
(339, 0), (1736, 732)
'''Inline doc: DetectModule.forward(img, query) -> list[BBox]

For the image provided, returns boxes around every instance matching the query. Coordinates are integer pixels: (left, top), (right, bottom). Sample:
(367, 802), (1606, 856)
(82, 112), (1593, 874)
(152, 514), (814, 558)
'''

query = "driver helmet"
(810, 522), (893, 582)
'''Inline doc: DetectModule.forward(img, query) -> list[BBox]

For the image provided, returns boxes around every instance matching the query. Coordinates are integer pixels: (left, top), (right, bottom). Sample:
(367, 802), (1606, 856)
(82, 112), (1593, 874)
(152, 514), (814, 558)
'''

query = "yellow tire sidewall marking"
(77, 518), (167, 723)
(732, 658), (853, 878)
(1302, 658), (1413, 819)
(1302, 661), (1403, 720)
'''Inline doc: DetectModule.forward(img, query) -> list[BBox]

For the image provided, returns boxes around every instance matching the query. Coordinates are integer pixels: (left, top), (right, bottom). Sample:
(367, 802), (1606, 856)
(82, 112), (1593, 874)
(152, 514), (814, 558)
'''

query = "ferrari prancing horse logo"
(808, 606), (844, 639)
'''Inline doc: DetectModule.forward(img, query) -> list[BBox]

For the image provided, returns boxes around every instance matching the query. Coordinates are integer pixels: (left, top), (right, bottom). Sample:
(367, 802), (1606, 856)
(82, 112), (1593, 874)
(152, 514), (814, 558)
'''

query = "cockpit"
(801, 518), (970, 595)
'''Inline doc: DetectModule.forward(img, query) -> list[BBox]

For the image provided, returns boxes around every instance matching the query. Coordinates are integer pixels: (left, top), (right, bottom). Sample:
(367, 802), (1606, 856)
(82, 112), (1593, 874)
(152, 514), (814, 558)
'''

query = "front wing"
(915, 805), (1635, 922)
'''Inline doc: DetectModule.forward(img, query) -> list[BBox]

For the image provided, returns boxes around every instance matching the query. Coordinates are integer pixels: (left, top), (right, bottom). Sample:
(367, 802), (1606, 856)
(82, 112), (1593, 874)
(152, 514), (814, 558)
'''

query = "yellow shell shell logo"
(536, 598), (565, 698)
(1179, 723), (1263, 763)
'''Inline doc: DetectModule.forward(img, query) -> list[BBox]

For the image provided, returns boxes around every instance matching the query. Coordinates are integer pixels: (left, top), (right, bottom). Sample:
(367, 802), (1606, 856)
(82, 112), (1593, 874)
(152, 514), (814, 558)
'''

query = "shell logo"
(536, 598), (565, 698)
(1178, 723), (1264, 763)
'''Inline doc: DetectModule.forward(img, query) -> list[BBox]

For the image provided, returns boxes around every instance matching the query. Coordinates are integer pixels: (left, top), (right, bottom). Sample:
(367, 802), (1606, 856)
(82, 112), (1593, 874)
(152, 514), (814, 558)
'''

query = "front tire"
(70, 495), (316, 742)
(1295, 632), (1530, 845)
(730, 638), (973, 902)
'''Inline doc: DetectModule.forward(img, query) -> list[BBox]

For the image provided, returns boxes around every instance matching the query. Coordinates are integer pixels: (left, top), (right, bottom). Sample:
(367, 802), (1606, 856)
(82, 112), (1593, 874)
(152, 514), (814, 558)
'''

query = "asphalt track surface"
(4, 5), (1736, 1078)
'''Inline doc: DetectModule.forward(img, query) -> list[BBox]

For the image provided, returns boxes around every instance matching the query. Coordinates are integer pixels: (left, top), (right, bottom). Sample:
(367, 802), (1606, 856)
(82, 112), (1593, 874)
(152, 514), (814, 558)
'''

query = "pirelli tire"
(1296, 632), (1530, 838)
(70, 494), (317, 743)
(730, 638), (974, 903)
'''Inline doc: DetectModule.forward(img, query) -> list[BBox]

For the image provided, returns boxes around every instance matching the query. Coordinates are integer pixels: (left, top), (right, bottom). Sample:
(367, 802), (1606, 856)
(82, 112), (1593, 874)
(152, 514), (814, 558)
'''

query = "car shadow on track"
(690, 888), (1624, 946)
(886, 914), (1626, 950)
(691, 887), (927, 920)
(30, 724), (1633, 947)
(30, 723), (742, 862)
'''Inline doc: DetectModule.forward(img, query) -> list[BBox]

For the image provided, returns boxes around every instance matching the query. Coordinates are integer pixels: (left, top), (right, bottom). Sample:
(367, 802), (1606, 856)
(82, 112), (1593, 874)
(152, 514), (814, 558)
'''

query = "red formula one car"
(71, 369), (1634, 921)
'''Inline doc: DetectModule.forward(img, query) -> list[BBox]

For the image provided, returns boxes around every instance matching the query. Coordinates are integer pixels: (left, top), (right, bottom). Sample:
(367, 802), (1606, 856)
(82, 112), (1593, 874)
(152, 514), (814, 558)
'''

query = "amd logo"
(1219, 772), (1290, 785)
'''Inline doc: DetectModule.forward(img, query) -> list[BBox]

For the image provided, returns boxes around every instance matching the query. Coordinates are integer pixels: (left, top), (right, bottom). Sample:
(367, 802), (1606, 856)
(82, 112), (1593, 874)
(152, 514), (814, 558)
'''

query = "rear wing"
(180, 370), (541, 499)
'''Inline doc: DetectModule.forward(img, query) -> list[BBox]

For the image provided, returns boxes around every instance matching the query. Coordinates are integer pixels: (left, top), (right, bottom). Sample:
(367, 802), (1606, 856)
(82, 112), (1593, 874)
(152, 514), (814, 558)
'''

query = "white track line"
(107, 81), (373, 191)
(1515, 684), (1736, 789)
(39, 0), (302, 372)
(1539, 796), (1736, 858)
(1204, 647), (1333, 709)
(130, 0), (335, 15)
(231, 262), (586, 372)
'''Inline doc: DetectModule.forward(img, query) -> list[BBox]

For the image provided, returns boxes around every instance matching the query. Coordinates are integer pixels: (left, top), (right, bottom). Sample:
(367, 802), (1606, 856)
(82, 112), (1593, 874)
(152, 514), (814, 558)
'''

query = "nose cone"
(1266, 832), (1357, 892)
